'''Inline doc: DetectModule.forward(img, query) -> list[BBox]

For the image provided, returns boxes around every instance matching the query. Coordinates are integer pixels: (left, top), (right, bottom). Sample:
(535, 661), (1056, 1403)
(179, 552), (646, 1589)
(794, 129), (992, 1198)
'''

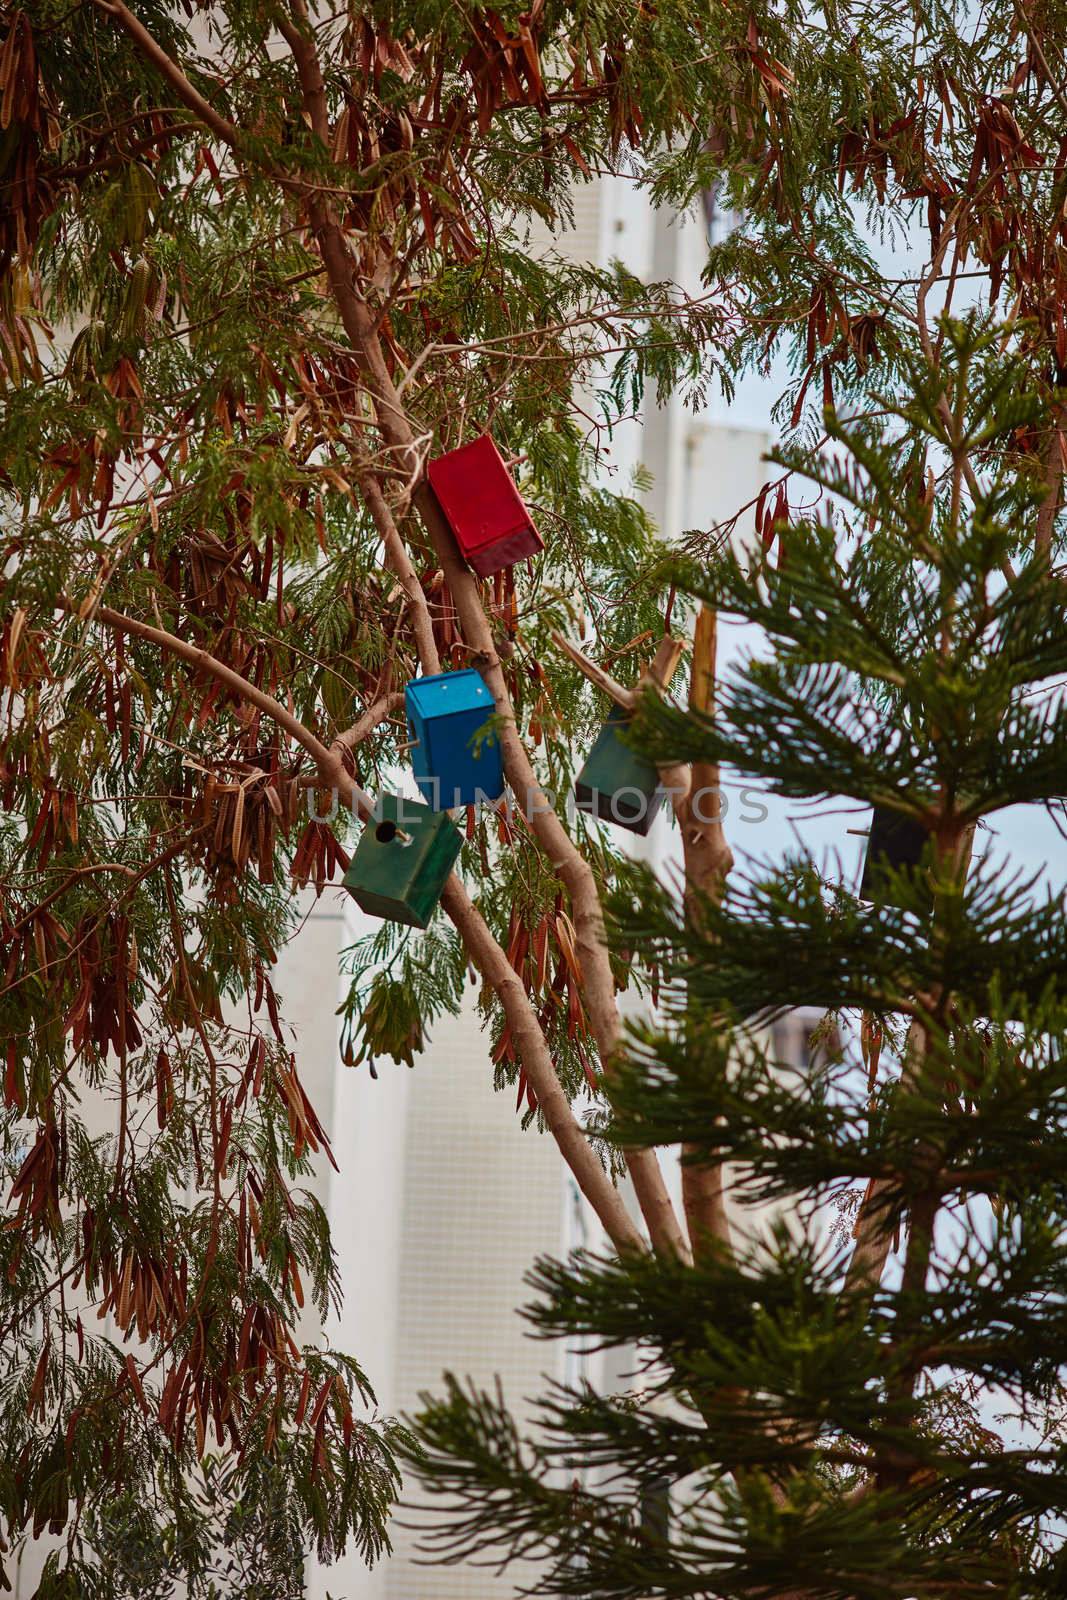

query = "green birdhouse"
(343, 794), (462, 929)
(574, 706), (661, 836)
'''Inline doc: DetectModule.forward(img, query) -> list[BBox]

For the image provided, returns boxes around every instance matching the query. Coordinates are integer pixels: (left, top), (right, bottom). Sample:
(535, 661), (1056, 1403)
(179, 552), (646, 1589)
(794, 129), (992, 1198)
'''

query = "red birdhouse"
(426, 435), (544, 578)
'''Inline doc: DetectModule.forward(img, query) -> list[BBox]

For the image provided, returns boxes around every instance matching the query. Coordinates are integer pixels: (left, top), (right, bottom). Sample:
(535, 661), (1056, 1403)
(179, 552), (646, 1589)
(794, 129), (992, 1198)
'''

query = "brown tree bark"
(678, 605), (734, 1260)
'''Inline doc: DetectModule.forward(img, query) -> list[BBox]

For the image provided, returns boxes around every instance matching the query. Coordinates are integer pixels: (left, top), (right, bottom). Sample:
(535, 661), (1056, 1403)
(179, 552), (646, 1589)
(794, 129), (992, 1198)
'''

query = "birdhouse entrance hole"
(374, 818), (413, 846)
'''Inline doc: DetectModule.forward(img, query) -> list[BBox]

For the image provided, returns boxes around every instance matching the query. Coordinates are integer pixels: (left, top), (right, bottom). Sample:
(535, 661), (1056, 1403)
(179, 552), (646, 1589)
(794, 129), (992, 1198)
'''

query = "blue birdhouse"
(405, 669), (505, 810)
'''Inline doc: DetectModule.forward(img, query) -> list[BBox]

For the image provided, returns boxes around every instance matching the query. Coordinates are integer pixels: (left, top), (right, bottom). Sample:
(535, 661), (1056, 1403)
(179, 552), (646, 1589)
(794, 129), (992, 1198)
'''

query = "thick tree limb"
(438, 874), (645, 1255)
(678, 605), (734, 1260)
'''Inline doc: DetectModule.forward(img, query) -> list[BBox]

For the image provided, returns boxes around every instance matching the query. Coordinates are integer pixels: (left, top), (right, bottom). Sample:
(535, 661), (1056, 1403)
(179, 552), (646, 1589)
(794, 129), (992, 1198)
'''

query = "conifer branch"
(844, 822), (973, 1296)
(844, 1021), (924, 1294)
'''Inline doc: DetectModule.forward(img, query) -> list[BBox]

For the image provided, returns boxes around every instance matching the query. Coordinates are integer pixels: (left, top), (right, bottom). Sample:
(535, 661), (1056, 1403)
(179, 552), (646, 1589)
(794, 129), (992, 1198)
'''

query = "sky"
(713, 611), (1067, 903)
(669, 189), (1067, 902)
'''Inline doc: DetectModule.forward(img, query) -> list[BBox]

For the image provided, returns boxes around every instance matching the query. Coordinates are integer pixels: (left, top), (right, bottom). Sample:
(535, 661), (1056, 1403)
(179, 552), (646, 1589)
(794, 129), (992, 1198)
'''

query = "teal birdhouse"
(343, 794), (462, 929)
(405, 669), (504, 810)
(574, 706), (661, 836)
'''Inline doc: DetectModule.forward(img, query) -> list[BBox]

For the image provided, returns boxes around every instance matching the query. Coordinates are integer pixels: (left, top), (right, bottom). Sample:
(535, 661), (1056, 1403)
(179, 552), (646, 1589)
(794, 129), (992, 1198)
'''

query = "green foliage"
(401, 322), (1067, 1595)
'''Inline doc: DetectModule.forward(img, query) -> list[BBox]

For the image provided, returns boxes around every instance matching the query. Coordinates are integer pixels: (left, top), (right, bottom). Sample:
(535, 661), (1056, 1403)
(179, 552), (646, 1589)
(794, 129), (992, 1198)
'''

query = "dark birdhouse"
(574, 706), (661, 836)
(859, 805), (929, 906)
(405, 669), (505, 810)
(426, 435), (544, 577)
(343, 794), (462, 929)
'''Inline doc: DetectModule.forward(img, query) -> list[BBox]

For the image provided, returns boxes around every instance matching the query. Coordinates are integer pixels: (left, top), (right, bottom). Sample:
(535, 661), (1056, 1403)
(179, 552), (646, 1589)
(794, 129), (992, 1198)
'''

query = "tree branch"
(438, 875), (644, 1254)
(76, 600), (644, 1255)
(550, 631), (692, 805)
(1014, 0), (1067, 123)
(550, 630), (635, 708)
(78, 601), (376, 810)
(330, 692), (404, 758)
(100, 0), (674, 1258)
(357, 468), (442, 676)
(93, 0), (242, 150)
(678, 605), (734, 1260)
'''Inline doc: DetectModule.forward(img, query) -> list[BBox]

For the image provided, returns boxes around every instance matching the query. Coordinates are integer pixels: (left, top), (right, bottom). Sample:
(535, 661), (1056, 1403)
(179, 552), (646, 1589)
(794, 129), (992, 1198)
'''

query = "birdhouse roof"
(405, 669), (494, 722)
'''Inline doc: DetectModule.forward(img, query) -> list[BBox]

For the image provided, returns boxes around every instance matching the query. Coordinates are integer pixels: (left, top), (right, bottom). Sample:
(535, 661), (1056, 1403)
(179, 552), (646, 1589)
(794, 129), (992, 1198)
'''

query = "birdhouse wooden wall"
(405, 669), (505, 810)
(426, 436), (543, 577)
(574, 707), (661, 836)
(859, 805), (929, 906)
(343, 794), (463, 928)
